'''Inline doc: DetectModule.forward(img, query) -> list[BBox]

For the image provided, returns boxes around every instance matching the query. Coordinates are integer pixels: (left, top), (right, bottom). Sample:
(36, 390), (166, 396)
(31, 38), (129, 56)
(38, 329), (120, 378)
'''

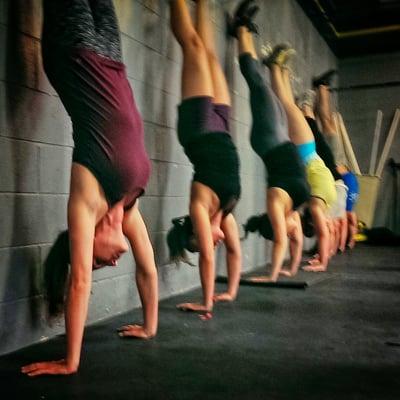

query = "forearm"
(136, 266), (158, 335)
(199, 254), (215, 310)
(317, 231), (330, 268)
(270, 238), (288, 281)
(225, 251), (241, 299)
(65, 278), (92, 371)
(288, 239), (302, 275)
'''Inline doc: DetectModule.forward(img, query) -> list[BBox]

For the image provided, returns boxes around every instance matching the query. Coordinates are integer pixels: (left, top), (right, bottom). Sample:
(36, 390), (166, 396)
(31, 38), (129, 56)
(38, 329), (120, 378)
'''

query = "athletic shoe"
(227, 0), (259, 37)
(262, 43), (295, 68)
(312, 69), (337, 87)
(297, 89), (316, 109)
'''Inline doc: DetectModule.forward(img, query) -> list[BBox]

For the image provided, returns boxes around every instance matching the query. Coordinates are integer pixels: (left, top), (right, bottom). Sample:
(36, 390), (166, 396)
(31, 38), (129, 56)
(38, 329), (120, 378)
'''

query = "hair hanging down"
(44, 230), (70, 318)
(301, 208), (315, 238)
(242, 214), (274, 241)
(166, 216), (196, 266)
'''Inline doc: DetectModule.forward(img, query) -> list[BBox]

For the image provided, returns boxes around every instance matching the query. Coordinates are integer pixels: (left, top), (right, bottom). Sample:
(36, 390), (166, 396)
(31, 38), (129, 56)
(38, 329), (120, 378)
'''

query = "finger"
(21, 363), (40, 373)
(176, 303), (190, 311)
(27, 369), (49, 377)
(119, 328), (147, 339)
(117, 324), (140, 332)
(199, 312), (213, 321)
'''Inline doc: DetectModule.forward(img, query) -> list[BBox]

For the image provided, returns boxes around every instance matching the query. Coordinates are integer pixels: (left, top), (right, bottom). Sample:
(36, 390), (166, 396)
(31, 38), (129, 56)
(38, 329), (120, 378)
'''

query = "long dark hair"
(166, 216), (196, 266)
(44, 230), (70, 318)
(301, 208), (315, 238)
(242, 214), (274, 240)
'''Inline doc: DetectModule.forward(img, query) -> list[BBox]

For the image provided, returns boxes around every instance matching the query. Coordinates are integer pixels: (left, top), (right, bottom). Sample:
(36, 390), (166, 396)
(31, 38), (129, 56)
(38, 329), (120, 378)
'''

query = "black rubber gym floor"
(1, 244), (399, 400)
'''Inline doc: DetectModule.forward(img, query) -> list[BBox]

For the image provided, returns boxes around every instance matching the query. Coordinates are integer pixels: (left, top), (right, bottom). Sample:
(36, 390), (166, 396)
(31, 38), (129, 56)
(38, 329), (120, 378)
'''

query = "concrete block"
(157, 260), (200, 301)
(162, 21), (182, 63)
(145, 160), (192, 198)
(4, 32), (39, 89)
(140, 81), (179, 128)
(231, 93), (251, 125)
(230, 119), (251, 150)
(2, 82), (72, 146)
(143, 123), (189, 165)
(116, 0), (163, 53)
(121, 34), (145, 82)
(139, 196), (188, 233)
(0, 194), (68, 248)
(0, 194), (41, 248)
(0, 296), (58, 356)
(39, 145), (72, 194)
(88, 272), (140, 323)
(139, 0), (161, 15)
(0, 245), (41, 302)
(0, 24), (5, 81)
(0, 137), (39, 192)
(38, 195), (69, 244)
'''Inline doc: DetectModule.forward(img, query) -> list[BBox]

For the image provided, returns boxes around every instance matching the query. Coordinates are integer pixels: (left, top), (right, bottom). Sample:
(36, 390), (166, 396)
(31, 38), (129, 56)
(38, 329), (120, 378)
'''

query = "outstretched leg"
(315, 85), (336, 135)
(237, 27), (288, 152)
(275, 66), (315, 145)
(195, 0), (230, 105)
(42, 0), (96, 49)
(315, 85), (346, 164)
(170, 0), (213, 100)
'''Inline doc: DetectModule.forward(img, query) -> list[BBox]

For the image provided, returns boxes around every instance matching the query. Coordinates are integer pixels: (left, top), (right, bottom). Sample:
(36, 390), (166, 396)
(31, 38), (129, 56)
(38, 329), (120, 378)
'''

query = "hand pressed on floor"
(21, 359), (77, 377)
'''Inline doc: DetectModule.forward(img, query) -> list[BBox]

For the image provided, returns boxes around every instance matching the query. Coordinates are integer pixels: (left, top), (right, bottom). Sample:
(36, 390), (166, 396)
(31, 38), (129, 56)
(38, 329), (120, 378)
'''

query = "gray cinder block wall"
(0, 0), (336, 355)
(338, 52), (400, 232)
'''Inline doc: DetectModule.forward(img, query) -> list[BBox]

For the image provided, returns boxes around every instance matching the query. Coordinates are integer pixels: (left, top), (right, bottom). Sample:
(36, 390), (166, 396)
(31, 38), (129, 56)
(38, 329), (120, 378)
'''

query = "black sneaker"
(312, 69), (337, 87)
(227, 0), (259, 38)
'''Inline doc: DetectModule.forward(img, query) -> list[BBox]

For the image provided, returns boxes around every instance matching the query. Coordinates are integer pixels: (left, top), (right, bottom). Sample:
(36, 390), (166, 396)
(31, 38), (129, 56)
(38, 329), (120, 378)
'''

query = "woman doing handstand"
(228, 0), (309, 281)
(167, 0), (242, 313)
(22, 0), (158, 377)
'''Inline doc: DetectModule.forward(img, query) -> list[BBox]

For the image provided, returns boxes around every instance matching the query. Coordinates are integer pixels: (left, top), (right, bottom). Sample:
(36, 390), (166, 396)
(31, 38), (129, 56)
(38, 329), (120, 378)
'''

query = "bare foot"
(213, 292), (235, 302)
(248, 275), (277, 283)
(279, 270), (292, 277)
(117, 324), (155, 339)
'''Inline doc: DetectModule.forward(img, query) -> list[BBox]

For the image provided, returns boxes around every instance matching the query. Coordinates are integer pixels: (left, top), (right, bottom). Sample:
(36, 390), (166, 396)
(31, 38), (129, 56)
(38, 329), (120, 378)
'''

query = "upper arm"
(67, 196), (97, 283)
(289, 212), (303, 244)
(190, 201), (214, 263)
(221, 214), (241, 255)
(267, 197), (287, 244)
(67, 165), (107, 283)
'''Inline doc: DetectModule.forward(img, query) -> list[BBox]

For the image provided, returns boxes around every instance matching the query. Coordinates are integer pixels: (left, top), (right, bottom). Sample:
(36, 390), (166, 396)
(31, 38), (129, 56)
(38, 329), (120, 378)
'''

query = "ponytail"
(166, 216), (196, 266)
(44, 230), (70, 318)
(242, 214), (274, 241)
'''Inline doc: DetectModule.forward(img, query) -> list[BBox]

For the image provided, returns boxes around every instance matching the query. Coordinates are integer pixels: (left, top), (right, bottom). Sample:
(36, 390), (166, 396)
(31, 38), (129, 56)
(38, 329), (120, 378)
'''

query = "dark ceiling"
(295, 0), (400, 58)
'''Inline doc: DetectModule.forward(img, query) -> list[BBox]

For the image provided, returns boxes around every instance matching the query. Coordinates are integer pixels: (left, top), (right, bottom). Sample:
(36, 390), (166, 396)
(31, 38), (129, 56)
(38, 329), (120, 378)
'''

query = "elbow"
(200, 250), (214, 266)
(69, 272), (92, 293)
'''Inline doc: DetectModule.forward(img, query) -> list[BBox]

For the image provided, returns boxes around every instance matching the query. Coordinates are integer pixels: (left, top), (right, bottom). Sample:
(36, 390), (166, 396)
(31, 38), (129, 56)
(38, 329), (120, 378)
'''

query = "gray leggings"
(239, 53), (289, 157)
(42, 0), (122, 62)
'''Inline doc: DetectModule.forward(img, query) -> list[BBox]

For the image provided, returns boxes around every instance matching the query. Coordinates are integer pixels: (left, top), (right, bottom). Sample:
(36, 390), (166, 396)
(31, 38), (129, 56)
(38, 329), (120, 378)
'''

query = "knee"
(182, 32), (206, 56)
